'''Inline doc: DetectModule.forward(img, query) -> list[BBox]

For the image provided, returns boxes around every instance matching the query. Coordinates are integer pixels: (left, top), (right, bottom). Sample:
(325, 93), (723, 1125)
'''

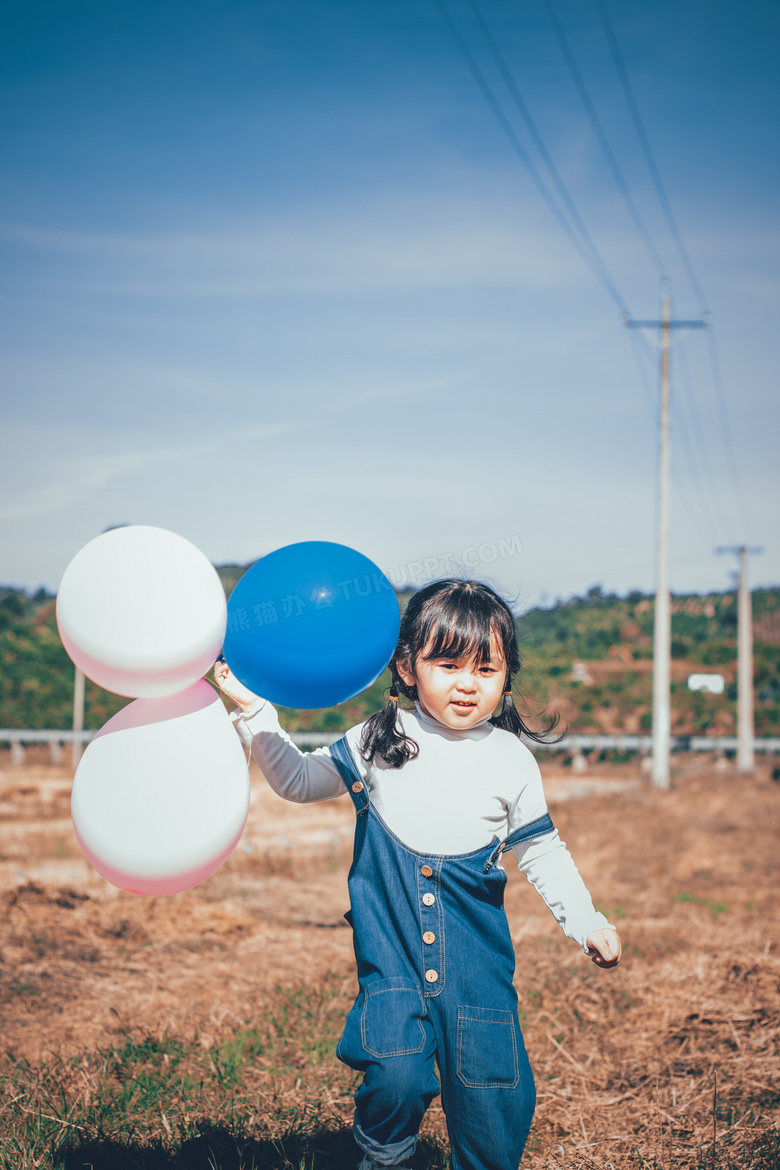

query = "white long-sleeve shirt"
(232, 700), (612, 951)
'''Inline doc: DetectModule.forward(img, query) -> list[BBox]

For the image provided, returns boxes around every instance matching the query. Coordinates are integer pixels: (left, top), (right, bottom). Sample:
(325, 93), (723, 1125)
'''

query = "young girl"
(214, 578), (621, 1170)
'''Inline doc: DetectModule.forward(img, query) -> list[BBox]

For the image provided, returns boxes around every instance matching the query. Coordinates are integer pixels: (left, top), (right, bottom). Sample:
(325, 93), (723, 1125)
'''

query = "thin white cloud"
(0, 423), (290, 520)
(0, 190), (591, 298)
(0, 451), (164, 520)
(1, 195), (777, 309)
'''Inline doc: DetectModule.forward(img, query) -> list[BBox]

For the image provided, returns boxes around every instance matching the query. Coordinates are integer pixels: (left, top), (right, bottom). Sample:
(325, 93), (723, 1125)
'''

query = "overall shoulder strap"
(484, 811), (555, 872)
(330, 735), (369, 813)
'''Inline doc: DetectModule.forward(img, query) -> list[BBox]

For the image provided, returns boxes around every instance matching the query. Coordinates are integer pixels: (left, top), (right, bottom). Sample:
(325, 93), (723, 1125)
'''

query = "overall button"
(351, 781), (364, 793)
(423, 931), (435, 945)
(422, 893), (435, 906)
(425, 969), (439, 983)
(420, 865), (433, 877)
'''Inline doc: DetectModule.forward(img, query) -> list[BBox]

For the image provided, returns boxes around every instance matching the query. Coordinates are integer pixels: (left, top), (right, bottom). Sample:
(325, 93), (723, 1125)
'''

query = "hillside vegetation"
(519, 584), (780, 740)
(1, 573), (778, 739)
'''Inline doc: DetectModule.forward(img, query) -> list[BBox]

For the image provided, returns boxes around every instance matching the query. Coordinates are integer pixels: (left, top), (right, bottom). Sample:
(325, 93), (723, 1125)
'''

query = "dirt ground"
(1, 748), (779, 1166)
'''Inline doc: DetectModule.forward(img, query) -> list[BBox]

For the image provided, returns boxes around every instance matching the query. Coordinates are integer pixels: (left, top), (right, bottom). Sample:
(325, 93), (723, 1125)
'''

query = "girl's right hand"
(212, 658), (262, 712)
(586, 928), (622, 969)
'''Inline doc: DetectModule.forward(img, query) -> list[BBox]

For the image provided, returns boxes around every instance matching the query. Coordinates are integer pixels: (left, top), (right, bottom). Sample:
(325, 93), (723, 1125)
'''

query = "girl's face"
(397, 635), (507, 731)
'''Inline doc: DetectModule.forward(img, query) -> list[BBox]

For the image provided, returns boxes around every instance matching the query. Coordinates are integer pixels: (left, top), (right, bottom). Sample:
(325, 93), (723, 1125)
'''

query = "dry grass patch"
(0, 758), (778, 1167)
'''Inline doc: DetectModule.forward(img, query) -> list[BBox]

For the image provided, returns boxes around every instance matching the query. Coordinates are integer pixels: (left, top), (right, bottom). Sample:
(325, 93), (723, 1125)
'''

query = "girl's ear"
(395, 655), (416, 688)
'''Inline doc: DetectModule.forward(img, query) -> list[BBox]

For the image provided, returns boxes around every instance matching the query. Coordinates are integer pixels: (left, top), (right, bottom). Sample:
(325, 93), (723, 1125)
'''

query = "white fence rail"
(1, 727), (779, 766)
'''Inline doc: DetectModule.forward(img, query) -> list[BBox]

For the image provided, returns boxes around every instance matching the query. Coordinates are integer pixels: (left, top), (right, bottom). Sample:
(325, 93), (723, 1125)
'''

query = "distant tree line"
(1, 572), (778, 737)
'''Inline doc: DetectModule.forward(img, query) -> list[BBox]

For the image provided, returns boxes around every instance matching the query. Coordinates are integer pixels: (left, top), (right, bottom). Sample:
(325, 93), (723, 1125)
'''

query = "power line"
(669, 454), (709, 549)
(436, 0), (750, 556)
(625, 326), (656, 417)
(464, 0), (630, 310)
(633, 320), (730, 559)
(675, 341), (729, 538)
(706, 328), (753, 540)
(593, 1), (751, 551)
(670, 363), (721, 542)
(541, 0), (667, 279)
(667, 281), (723, 537)
(593, 0), (708, 310)
(432, 0), (630, 313)
(630, 306), (721, 543)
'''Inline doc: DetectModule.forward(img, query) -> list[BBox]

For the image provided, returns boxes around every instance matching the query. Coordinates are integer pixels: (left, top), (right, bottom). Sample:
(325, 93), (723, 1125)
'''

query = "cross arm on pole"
(715, 545), (764, 557)
(621, 314), (711, 329)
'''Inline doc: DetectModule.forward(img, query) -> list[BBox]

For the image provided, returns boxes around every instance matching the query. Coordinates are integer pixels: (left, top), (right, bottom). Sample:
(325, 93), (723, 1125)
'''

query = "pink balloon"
(72, 681), (249, 896)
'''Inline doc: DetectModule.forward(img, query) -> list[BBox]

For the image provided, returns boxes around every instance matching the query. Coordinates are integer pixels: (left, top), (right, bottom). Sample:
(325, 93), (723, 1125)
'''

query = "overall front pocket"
(456, 1004), (519, 1088)
(361, 977), (427, 1058)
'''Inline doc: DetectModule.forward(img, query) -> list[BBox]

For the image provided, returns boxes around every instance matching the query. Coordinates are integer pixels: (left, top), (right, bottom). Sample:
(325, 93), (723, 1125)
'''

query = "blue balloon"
(223, 541), (400, 709)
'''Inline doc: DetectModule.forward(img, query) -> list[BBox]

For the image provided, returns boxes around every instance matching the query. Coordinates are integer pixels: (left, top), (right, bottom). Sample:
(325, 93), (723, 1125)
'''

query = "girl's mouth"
(451, 700), (476, 708)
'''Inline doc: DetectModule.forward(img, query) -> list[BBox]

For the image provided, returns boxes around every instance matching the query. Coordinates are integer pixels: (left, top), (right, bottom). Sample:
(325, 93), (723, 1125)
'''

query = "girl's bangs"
(419, 593), (503, 665)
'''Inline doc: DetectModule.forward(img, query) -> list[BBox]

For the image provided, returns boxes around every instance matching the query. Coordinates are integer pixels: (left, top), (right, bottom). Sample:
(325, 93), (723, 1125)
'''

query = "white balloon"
(72, 680), (249, 896)
(57, 525), (226, 697)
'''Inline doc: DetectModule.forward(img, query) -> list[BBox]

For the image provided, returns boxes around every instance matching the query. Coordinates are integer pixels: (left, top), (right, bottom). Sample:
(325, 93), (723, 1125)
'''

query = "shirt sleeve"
(507, 745), (613, 951)
(230, 700), (359, 804)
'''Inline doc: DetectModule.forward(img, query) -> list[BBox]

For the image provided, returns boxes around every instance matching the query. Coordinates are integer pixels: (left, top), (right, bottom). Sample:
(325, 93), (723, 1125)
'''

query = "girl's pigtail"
(360, 666), (420, 768)
(491, 679), (562, 744)
(492, 688), (524, 738)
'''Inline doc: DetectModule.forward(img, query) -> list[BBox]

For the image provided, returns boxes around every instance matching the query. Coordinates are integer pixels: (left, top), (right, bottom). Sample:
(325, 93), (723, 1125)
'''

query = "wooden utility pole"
(623, 281), (709, 789)
(717, 545), (763, 773)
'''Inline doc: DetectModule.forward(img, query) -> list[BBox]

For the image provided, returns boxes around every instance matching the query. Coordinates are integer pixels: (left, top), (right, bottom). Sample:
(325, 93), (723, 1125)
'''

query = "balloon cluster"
(57, 527), (399, 896)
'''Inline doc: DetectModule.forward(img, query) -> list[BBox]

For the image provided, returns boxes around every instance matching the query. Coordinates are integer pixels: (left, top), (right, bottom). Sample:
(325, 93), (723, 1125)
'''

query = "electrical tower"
(716, 545), (763, 772)
(623, 281), (709, 789)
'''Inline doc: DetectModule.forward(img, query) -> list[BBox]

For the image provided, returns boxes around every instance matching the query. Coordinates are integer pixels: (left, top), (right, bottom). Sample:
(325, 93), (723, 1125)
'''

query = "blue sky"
(1, 0), (778, 609)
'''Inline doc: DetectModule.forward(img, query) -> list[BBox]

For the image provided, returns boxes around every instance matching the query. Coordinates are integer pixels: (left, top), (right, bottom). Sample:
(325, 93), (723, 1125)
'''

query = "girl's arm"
(517, 834), (621, 965)
(512, 830), (617, 955)
(508, 746), (620, 961)
(213, 660), (351, 804)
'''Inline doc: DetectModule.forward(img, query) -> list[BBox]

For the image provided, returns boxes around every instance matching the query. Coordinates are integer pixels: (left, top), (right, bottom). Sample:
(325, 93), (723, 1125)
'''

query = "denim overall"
(330, 736), (555, 1170)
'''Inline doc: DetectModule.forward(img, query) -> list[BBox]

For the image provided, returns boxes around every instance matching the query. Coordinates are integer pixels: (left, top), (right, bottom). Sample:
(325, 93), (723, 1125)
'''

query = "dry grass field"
(0, 749), (778, 1169)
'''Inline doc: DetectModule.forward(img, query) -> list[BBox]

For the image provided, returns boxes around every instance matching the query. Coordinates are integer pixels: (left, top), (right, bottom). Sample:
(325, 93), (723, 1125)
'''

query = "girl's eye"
(436, 661), (498, 674)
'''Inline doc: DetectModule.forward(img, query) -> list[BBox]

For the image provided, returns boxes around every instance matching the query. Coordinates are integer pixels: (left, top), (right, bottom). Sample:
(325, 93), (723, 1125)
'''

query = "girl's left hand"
(586, 928), (622, 969)
(212, 658), (262, 712)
